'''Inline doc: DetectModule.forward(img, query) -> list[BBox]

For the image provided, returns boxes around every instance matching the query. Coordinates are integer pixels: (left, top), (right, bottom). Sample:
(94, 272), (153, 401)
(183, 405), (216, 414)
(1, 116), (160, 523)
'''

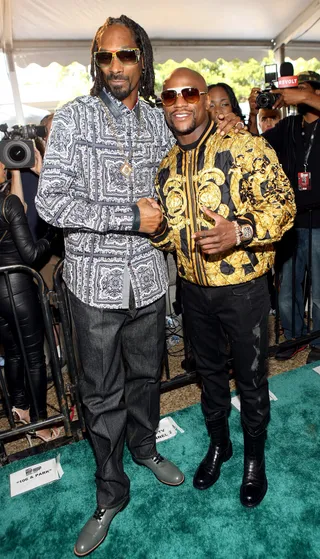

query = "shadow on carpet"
(1, 364), (320, 559)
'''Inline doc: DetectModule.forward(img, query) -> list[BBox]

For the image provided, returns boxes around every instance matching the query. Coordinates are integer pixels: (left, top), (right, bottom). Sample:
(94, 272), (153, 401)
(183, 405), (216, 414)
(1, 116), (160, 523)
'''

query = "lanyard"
(303, 120), (318, 172)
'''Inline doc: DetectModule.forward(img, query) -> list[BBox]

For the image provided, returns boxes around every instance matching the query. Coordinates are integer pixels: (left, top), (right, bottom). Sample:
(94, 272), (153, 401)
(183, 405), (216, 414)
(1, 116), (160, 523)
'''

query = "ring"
(236, 121), (245, 129)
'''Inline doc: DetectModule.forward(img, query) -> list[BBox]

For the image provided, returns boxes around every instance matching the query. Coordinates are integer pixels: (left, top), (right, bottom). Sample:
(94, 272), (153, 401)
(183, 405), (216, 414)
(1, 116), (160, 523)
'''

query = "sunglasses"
(94, 48), (141, 68)
(161, 87), (208, 107)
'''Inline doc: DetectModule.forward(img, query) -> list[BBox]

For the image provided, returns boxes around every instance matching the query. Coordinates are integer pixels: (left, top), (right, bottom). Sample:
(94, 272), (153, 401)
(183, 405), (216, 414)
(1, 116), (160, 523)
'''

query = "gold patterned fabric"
(151, 121), (296, 287)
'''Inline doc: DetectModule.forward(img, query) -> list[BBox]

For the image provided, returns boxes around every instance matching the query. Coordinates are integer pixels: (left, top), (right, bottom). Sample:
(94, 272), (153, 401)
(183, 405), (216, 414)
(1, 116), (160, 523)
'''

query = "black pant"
(181, 276), (270, 432)
(0, 283), (47, 422)
(69, 291), (166, 508)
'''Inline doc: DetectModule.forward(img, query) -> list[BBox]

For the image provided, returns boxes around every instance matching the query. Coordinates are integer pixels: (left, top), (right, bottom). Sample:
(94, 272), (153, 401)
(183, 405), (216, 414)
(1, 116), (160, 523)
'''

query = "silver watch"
(239, 224), (253, 242)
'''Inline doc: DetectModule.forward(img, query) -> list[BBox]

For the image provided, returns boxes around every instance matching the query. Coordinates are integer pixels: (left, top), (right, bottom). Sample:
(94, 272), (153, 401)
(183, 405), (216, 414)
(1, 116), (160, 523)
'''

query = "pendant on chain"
(120, 161), (133, 178)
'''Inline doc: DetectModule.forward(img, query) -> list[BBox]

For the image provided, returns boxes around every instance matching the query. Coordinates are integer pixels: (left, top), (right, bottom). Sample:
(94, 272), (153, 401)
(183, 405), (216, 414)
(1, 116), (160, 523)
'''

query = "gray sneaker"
(134, 453), (184, 486)
(74, 499), (128, 557)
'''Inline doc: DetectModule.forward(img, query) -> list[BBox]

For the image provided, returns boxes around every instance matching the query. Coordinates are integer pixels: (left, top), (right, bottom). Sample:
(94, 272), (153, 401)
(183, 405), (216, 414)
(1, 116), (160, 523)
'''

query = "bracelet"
(232, 221), (241, 246)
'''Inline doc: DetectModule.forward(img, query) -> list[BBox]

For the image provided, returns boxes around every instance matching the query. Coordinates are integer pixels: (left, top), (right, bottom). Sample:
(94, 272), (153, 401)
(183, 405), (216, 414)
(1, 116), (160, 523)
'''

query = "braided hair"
(90, 15), (155, 100)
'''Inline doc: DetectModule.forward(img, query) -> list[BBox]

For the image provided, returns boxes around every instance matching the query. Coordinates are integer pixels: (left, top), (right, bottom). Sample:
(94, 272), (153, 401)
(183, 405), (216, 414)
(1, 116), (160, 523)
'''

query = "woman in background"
(0, 162), (60, 443)
(208, 82), (245, 124)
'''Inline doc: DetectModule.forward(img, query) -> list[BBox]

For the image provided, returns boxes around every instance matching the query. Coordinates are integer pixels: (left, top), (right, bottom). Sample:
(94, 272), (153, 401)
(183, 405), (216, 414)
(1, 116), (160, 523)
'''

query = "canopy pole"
(1, 0), (25, 124)
(4, 48), (25, 124)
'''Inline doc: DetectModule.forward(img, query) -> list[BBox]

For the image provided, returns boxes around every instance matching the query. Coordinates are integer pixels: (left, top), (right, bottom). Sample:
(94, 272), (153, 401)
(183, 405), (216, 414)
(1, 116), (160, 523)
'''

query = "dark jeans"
(0, 284), (47, 422)
(277, 228), (320, 346)
(68, 291), (166, 509)
(181, 276), (270, 433)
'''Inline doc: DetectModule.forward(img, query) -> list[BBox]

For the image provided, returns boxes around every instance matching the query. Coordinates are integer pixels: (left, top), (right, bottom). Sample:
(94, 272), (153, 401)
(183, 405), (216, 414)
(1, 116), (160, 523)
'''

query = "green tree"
(154, 52), (276, 101)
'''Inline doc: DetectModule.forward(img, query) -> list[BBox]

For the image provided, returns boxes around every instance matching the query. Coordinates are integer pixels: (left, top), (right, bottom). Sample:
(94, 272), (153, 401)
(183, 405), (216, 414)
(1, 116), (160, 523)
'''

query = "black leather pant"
(0, 278), (47, 422)
(181, 275), (270, 432)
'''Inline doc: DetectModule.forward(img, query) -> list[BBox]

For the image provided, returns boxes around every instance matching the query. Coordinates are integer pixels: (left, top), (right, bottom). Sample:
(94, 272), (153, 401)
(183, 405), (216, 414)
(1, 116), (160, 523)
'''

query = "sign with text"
(278, 76), (298, 88)
(156, 416), (184, 443)
(10, 455), (64, 497)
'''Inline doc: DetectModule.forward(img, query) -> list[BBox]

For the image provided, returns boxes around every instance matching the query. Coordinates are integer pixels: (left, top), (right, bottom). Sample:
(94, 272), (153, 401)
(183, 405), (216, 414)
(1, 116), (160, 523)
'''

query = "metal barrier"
(0, 264), (83, 466)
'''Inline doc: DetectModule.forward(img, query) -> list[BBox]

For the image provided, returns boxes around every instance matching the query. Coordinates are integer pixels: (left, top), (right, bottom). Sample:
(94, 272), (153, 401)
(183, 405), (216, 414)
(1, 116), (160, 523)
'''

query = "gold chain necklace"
(98, 97), (141, 178)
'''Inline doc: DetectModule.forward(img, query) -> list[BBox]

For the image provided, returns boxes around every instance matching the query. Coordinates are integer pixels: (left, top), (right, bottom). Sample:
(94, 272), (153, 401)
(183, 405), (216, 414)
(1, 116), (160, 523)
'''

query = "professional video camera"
(256, 65), (281, 110)
(0, 123), (46, 169)
(256, 62), (299, 110)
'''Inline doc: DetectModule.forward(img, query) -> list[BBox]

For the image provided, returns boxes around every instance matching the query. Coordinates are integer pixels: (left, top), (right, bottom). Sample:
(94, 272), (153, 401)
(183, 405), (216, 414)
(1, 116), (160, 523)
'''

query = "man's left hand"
(216, 113), (246, 136)
(192, 207), (237, 254)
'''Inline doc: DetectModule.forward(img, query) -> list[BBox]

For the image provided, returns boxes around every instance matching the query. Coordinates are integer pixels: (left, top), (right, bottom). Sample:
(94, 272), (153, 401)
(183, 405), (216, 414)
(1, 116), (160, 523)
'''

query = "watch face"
(241, 225), (253, 240)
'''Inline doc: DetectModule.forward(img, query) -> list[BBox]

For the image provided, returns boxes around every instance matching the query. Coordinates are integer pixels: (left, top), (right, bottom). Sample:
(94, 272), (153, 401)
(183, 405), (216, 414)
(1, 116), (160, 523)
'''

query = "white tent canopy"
(1, 0), (320, 121)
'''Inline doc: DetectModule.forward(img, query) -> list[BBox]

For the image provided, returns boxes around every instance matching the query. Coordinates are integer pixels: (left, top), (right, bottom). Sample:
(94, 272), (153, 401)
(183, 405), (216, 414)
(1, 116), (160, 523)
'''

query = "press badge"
(298, 172), (312, 191)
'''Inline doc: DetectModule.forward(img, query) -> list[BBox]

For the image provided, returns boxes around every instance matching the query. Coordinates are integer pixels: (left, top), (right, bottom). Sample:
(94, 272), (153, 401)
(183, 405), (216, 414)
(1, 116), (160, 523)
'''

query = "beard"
(167, 113), (197, 137)
(104, 72), (132, 101)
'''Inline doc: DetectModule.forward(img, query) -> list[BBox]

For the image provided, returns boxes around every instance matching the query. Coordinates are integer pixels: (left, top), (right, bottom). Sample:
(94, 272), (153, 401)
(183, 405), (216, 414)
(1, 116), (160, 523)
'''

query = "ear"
(141, 53), (145, 71)
(315, 88), (320, 96)
(205, 93), (211, 111)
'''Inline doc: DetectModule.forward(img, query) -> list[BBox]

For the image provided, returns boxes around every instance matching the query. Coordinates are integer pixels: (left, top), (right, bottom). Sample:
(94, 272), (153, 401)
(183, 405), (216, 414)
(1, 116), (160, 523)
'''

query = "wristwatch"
(239, 223), (253, 243)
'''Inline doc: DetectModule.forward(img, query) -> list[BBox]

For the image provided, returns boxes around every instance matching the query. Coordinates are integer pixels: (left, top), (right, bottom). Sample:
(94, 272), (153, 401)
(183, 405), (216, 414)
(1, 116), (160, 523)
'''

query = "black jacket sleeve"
(3, 194), (50, 266)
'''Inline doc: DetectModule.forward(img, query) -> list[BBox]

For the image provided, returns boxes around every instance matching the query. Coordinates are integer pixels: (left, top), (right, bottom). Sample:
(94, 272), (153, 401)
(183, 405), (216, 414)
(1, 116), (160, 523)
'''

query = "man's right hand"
(249, 88), (261, 115)
(136, 198), (163, 234)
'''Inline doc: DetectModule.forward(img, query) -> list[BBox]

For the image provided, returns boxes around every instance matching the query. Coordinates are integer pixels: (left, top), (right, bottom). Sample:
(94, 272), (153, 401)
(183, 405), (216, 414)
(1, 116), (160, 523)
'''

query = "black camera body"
(0, 124), (46, 169)
(256, 89), (281, 110)
(256, 64), (281, 110)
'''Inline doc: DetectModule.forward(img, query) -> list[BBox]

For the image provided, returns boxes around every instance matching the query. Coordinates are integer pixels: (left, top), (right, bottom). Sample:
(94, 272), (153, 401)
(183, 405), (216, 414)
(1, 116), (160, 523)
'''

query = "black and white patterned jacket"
(36, 91), (174, 309)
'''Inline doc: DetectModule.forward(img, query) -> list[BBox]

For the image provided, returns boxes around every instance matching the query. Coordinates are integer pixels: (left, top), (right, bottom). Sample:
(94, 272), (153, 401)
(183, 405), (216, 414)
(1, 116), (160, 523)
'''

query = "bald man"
(151, 68), (296, 507)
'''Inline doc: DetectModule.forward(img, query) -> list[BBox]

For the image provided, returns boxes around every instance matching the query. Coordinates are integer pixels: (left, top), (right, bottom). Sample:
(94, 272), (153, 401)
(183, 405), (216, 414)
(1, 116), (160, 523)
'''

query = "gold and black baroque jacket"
(151, 121), (296, 287)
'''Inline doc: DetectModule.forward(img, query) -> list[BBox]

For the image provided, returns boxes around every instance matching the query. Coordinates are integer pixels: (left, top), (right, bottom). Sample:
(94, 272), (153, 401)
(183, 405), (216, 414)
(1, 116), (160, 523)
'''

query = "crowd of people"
(0, 13), (320, 557)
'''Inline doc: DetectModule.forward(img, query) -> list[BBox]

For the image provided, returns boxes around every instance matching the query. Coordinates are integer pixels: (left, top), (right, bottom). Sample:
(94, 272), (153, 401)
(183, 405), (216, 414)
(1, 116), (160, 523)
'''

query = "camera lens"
(8, 144), (27, 162)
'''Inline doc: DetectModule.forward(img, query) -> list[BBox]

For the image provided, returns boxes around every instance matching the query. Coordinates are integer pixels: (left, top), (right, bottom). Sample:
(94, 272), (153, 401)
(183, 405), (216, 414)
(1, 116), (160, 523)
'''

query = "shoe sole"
(74, 534), (107, 557)
(73, 498), (129, 557)
(193, 443), (233, 490)
(157, 474), (185, 486)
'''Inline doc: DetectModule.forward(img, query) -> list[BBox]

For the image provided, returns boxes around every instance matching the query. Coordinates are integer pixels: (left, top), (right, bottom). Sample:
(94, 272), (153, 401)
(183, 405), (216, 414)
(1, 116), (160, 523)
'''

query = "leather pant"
(0, 277), (47, 422)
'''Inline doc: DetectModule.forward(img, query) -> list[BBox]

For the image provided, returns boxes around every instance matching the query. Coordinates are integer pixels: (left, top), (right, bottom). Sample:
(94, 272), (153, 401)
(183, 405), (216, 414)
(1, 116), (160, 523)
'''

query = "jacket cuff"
(131, 204), (140, 232)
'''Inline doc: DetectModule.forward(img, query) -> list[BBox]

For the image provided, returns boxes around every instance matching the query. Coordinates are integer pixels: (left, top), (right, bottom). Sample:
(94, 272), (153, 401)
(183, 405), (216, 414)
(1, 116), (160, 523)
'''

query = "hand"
(137, 198), (163, 234)
(192, 207), (237, 254)
(145, 197), (160, 210)
(271, 88), (309, 109)
(216, 113), (246, 136)
(31, 143), (43, 175)
(249, 88), (261, 115)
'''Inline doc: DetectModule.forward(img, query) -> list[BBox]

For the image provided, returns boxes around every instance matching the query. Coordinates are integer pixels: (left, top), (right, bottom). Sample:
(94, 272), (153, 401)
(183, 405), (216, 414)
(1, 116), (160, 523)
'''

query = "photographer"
(0, 160), (60, 442)
(249, 72), (320, 362)
(248, 87), (281, 134)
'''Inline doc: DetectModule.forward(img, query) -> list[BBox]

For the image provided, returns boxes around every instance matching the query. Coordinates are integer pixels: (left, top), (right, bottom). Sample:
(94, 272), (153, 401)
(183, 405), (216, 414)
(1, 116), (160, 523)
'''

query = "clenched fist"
(136, 198), (163, 234)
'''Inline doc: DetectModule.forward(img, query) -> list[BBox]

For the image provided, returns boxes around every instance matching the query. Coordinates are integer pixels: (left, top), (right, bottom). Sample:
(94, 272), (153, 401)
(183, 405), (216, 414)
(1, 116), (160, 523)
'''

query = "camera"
(256, 64), (281, 110)
(0, 123), (46, 169)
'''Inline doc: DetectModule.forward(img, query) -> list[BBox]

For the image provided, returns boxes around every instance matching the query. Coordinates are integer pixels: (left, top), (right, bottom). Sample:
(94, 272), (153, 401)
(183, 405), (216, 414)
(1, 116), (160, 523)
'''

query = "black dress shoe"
(74, 498), (128, 556)
(240, 426), (267, 508)
(193, 411), (232, 490)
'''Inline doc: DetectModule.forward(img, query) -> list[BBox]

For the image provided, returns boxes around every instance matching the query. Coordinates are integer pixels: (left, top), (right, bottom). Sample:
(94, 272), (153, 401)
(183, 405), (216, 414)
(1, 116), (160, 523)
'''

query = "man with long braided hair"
(36, 15), (184, 557)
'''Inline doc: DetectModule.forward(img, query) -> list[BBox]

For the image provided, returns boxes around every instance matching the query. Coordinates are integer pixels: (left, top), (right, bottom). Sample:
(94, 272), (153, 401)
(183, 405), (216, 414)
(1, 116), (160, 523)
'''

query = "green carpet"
(1, 364), (320, 559)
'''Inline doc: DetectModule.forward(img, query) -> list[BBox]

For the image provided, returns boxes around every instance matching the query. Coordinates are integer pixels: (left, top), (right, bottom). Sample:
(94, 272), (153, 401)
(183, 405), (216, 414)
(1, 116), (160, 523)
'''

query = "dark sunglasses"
(94, 48), (141, 68)
(161, 87), (208, 107)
